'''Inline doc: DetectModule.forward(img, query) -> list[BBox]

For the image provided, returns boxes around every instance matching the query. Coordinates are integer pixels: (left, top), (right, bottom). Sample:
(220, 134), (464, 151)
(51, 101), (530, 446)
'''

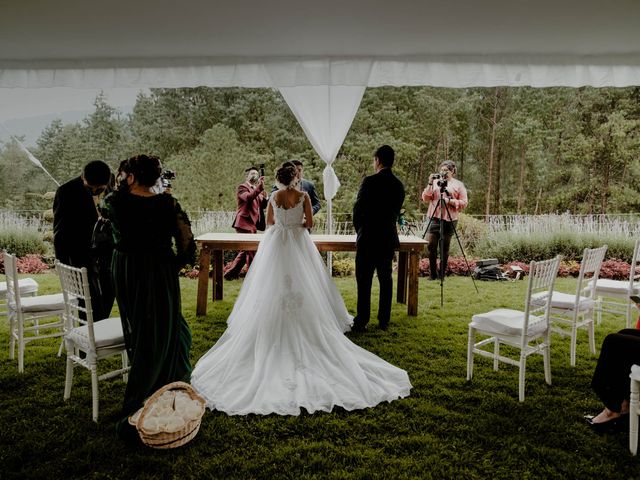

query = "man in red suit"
(224, 166), (268, 280)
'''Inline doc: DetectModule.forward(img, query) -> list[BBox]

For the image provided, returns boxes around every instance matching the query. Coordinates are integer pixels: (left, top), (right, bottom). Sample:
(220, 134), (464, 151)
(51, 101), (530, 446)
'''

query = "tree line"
(1, 86), (639, 220)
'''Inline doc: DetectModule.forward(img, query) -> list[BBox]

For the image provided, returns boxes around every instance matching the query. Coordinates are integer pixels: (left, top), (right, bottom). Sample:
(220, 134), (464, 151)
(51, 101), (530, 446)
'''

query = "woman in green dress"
(101, 154), (196, 439)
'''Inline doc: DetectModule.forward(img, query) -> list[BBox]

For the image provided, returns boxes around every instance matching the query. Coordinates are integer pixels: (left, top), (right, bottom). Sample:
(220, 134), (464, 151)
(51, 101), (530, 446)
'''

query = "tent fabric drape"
(277, 85), (366, 203)
(3, 57), (640, 89)
(270, 59), (371, 241)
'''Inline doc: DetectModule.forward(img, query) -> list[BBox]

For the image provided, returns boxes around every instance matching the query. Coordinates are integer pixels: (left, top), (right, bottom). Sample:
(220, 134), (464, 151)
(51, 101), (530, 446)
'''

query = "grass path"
(0, 274), (637, 479)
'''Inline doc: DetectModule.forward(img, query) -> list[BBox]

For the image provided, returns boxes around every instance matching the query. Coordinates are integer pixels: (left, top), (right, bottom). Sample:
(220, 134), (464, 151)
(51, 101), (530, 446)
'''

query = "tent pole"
(326, 197), (333, 275)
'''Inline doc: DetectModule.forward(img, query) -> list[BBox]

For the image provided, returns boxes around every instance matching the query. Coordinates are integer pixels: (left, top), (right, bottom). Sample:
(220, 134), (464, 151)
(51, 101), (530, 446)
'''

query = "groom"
(352, 145), (405, 332)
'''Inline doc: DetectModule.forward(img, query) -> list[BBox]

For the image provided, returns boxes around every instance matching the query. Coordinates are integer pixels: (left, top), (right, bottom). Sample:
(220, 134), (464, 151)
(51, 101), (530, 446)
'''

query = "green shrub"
(474, 231), (635, 263)
(332, 257), (355, 277)
(0, 228), (47, 258)
(450, 213), (487, 256)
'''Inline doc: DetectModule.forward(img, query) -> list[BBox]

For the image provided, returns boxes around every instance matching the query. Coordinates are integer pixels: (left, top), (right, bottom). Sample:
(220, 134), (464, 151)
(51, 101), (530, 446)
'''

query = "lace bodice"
(271, 194), (305, 228)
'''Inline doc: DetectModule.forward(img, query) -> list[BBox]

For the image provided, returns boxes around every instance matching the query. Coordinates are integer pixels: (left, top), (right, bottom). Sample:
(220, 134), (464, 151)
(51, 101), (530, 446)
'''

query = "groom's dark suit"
(353, 168), (405, 330)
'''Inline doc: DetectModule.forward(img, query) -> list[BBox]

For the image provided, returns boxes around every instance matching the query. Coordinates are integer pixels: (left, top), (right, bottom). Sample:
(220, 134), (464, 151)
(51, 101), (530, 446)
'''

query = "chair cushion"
(551, 291), (595, 311)
(65, 317), (125, 349)
(19, 293), (65, 313)
(471, 308), (547, 337)
(0, 277), (39, 300)
(588, 279), (640, 296)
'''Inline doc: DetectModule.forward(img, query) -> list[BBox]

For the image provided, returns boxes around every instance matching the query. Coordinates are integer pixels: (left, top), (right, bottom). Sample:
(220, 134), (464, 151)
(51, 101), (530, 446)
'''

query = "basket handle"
(133, 381), (193, 431)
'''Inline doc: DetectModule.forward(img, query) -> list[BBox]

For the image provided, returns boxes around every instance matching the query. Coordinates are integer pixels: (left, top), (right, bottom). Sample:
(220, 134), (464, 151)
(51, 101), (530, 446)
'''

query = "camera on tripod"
(431, 172), (448, 190)
(161, 169), (176, 189)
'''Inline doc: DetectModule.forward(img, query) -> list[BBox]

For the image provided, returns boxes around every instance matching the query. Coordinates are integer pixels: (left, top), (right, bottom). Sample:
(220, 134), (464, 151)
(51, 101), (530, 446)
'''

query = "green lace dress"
(101, 191), (196, 437)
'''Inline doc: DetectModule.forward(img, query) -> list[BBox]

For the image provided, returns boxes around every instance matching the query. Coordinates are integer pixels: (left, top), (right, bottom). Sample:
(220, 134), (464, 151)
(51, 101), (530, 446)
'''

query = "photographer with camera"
(224, 166), (268, 280)
(421, 160), (468, 280)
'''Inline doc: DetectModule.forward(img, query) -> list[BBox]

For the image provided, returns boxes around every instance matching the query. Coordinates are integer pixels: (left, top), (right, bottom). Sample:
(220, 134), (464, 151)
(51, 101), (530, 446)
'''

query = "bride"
(191, 163), (411, 415)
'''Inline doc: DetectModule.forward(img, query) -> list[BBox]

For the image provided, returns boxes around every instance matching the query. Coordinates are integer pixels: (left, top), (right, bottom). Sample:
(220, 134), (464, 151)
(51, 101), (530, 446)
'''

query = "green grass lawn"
(1, 273), (638, 479)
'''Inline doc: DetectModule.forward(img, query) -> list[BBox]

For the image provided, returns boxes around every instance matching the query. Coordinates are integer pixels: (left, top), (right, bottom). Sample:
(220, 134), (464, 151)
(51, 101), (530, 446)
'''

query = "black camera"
(161, 169), (176, 189)
(432, 172), (448, 190)
(259, 163), (265, 178)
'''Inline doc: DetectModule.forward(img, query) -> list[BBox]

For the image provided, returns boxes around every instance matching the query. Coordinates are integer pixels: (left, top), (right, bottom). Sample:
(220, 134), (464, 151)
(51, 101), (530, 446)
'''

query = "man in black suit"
(352, 145), (405, 332)
(53, 160), (113, 319)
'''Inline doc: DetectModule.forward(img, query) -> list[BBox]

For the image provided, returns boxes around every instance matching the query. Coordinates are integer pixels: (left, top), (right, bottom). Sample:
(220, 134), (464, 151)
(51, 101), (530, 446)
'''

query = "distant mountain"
(0, 106), (133, 147)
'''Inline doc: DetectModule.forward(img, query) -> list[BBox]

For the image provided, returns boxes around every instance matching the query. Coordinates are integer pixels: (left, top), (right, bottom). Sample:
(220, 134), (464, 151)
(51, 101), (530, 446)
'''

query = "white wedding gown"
(191, 194), (412, 415)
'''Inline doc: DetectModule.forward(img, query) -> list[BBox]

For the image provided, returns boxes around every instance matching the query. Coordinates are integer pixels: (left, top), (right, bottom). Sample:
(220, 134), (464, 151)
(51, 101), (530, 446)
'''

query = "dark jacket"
(353, 168), (405, 251)
(53, 176), (99, 268)
(301, 179), (321, 215)
(271, 179), (322, 215)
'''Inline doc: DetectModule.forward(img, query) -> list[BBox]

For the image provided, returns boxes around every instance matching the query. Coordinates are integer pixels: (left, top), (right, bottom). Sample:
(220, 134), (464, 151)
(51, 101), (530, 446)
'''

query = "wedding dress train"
(191, 194), (411, 415)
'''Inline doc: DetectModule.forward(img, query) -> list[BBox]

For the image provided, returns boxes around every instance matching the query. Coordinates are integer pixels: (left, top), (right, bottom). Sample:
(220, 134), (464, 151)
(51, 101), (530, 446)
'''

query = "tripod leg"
(439, 198), (445, 306)
(442, 201), (479, 294)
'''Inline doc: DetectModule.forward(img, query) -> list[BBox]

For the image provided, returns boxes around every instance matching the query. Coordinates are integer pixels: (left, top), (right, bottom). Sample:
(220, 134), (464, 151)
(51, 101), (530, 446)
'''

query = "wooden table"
(195, 233), (427, 317)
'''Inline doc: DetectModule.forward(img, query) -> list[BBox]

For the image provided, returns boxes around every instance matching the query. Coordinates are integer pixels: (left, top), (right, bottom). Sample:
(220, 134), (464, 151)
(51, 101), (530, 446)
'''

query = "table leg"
(213, 249), (224, 300)
(196, 245), (211, 316)
(408, 251), (419, 316)
(397, 251), (408, 304)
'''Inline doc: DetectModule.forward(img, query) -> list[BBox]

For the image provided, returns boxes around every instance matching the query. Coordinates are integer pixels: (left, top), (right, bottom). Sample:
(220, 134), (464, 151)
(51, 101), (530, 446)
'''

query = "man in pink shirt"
(421, 160), (468, 280)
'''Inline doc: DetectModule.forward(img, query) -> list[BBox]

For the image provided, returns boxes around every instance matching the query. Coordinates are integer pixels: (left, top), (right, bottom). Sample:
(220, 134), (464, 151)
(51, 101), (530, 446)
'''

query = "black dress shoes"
(352, 317), (368, 333)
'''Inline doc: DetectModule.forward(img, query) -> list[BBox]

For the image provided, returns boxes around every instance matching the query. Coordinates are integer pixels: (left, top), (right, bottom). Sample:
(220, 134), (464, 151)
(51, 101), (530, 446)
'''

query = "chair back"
(4, 252), (21, 312)
(55, 261), (96, 348)
(578, 245), (608, 301)
(523, 256), (562, 338)
(629, 239), (640, 290)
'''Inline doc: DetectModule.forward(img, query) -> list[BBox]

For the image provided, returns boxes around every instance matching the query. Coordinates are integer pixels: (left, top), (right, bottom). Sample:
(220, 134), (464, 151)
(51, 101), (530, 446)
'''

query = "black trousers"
(426, 219), (456, 280)
(591, 328), (640, 413)
(355, 247), (394, 327)
(223, 228), (255, 279)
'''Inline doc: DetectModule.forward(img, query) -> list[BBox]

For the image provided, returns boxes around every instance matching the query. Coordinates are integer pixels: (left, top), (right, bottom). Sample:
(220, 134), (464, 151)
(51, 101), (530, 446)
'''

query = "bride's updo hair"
(275, 162), (297, 188)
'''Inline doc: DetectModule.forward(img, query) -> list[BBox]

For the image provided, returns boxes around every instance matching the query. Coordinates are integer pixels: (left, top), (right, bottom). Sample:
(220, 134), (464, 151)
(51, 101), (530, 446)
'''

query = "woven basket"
(129, 381), (206, 449)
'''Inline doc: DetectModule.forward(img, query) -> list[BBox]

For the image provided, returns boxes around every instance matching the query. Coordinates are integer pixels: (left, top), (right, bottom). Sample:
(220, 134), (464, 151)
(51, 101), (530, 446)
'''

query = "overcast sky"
(0, 87), (145, 123)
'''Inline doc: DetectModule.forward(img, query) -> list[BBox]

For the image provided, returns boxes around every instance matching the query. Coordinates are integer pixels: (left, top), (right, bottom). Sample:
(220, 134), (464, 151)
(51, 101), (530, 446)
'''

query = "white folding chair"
(1, 277), (39, 317)
(4, 252), (65, 373)
(467, 256), (561, 402)
(587, 239), (640, 329)
(56, 260), (129, 422)
(630, 365), (640, 455)
(546, 245), (607, 366)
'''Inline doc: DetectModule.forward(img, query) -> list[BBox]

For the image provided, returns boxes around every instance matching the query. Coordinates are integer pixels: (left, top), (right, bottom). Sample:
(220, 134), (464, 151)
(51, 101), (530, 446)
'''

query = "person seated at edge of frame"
(585, 299), (640, 433)
(420, 160), (468, 280)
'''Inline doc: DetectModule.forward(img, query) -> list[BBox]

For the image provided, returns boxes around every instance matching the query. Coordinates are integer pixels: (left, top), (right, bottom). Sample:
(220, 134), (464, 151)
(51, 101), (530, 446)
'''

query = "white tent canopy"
(2, 0), (640, 89)
(2, 0), (640, 241)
